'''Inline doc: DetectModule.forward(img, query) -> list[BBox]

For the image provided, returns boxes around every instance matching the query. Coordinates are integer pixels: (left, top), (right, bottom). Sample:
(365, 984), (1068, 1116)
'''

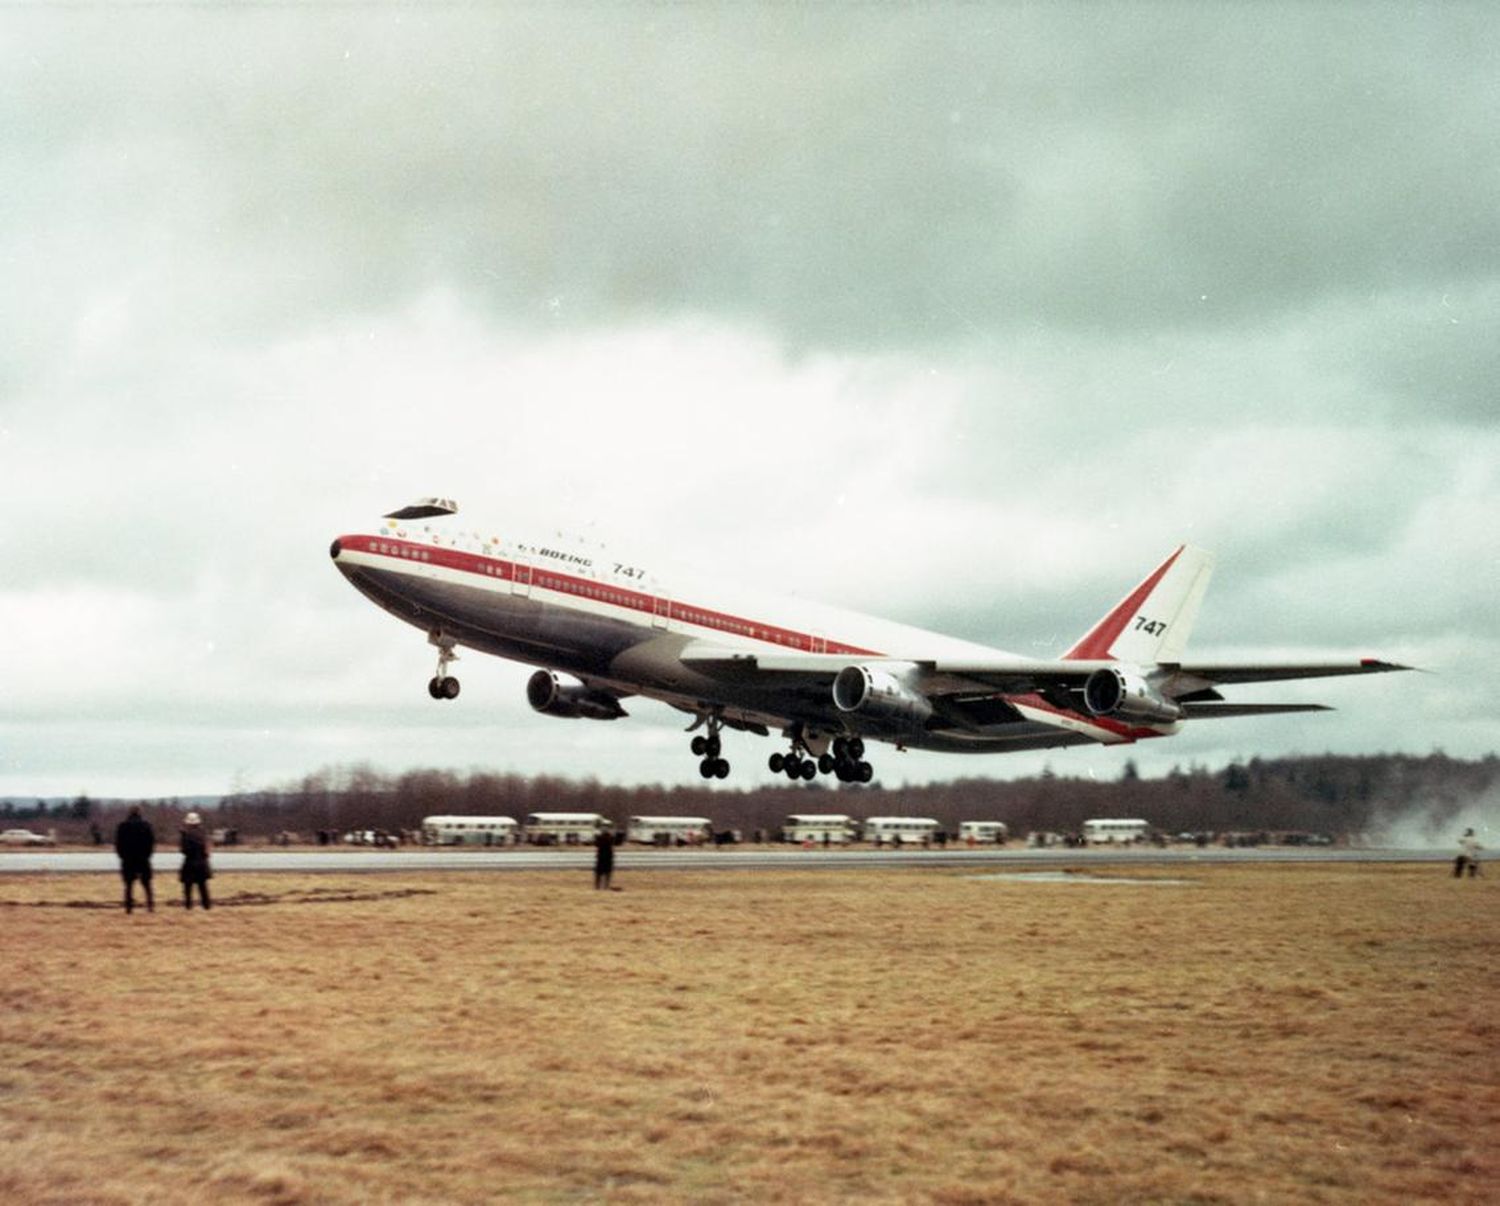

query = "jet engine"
(1082, 666), (1183, 724)
(526, 670), (627, 721)
(832, 663), (934, 727)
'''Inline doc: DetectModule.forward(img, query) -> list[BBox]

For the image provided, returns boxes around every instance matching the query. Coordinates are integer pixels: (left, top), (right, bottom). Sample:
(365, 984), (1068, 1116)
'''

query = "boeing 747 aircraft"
(330, 498), (1407, 781)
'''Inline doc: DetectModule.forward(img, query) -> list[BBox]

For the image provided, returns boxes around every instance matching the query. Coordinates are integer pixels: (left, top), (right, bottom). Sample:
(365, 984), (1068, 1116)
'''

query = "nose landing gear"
(427, 634), (460, 700)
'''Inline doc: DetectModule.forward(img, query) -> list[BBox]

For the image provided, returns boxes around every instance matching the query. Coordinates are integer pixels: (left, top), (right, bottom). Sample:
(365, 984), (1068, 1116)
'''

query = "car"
(1, 828), (54, 846)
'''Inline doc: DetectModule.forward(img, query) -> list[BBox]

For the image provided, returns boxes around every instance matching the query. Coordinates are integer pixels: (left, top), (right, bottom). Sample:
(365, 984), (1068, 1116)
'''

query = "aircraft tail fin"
(1063, 545), (1215, 664)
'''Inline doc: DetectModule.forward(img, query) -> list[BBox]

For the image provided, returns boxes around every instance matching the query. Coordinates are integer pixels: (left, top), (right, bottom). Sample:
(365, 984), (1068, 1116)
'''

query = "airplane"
(329, 498), (1409, 782)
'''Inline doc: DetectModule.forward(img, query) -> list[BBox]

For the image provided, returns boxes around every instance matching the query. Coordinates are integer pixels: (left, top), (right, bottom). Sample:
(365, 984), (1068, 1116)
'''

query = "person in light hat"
(179, 812), (213, 910)
(1455, 828), (1482, 879)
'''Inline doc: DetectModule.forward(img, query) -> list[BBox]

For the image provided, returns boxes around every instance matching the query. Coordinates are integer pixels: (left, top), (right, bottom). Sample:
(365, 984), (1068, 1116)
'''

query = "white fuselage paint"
(331, 514), (1160, 756)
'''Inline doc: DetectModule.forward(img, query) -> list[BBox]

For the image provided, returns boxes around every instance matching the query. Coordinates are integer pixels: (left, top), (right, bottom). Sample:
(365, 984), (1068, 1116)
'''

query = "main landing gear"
(768, 749), (816, 781)
(769, 735), (874, 783)
(683, 717), (875, 784)
(690, 716), (730, 779)
(427, 635), (460, 700)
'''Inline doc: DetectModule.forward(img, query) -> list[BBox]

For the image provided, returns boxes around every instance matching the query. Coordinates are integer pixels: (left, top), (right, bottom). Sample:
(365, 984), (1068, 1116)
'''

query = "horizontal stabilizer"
(1181, 703), (1333, 719)
(1172, 659), (1411, 686)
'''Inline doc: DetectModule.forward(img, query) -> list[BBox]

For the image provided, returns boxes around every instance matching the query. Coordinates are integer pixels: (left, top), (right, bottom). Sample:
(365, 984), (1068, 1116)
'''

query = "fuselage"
(330, 512), (1165, 758)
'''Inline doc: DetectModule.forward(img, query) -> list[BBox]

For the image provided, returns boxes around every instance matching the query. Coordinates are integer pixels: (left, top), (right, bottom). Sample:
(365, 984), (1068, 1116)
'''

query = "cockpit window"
(383, 497), (458, 520)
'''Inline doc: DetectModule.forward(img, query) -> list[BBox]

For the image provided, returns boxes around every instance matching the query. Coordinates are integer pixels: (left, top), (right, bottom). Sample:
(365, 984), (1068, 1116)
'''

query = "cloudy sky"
(2, 5), (1494, 800)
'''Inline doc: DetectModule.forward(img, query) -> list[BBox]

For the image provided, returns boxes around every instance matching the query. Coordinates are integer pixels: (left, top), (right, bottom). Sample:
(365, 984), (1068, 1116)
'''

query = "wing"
(677, 644), (1409, 742)
(680, 644), (1410, 696)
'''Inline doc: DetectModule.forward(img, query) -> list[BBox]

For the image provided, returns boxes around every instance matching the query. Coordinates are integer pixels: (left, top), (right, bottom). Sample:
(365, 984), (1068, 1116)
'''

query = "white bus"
(783, 814), (858, 844)
(625, 815), (713, 845)
(958, 821), (1009, 845)
(863, 816), (941, 846)
(523, 812), (612, 846)
(1081, 818), (1151, 845)
(422, 815), (519, 846)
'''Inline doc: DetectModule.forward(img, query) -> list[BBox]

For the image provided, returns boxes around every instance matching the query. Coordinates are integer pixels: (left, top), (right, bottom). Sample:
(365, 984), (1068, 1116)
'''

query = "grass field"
(1, 862), (1495, 1204)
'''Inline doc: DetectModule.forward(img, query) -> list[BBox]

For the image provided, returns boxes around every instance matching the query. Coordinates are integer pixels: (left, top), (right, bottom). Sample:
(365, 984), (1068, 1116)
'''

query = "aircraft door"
(511, 563), (533, 598)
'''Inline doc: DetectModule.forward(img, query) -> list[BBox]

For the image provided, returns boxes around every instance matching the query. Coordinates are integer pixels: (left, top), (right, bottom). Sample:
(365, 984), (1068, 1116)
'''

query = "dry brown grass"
(1, 863), (1495, 1204)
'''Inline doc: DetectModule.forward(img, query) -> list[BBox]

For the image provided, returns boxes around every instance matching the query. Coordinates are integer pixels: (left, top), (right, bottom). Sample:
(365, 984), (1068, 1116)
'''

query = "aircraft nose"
(329, 539), (342, 559)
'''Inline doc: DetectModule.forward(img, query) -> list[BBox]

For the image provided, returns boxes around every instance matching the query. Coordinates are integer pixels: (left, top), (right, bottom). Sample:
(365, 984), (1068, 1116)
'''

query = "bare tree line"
(16, 753), (1491, 844)
(179, 752), (1499, 842)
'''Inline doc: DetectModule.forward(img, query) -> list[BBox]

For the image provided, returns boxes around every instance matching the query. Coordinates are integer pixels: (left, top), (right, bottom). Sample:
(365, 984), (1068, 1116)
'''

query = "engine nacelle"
(832, 663), (934, 728)
(1083, 666), (1183, 724)
(526, 670), (627, 721)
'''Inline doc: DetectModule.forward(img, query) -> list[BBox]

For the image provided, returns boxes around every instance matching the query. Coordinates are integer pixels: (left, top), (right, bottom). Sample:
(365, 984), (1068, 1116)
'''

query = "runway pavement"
(0, 845), (1455, 875)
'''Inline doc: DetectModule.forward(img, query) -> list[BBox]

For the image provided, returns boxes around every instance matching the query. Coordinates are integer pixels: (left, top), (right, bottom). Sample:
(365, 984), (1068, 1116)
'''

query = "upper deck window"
(384, 497), (458, 520)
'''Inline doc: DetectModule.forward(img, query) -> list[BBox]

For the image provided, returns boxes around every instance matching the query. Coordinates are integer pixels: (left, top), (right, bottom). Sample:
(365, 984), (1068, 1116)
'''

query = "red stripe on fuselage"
(341, 534), (882, 658)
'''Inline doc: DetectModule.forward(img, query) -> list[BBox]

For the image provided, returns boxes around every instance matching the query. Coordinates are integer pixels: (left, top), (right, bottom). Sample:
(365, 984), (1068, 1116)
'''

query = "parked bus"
(783, 814), (858, 844)
(523, 812), (612, 846)
(1081, 818), (1151, 845)
(863, 816), (941, 846)
(625, 816), (713, 845)
(422, 815), (519, 846)
(958, 820), (1009, 846)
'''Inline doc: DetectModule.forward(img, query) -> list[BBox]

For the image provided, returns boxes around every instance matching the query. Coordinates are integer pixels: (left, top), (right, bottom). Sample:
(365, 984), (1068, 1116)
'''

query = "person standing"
(594, 829), (615, 890)
(179, 812), (213, 910)
(1456, 828), (1482, 878)
(113, 806), (155, 914)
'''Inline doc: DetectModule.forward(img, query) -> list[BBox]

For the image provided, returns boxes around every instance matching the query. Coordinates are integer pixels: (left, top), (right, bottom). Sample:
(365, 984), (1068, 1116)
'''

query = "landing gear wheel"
(818, 754), (835, 775)
(690, 714), (730, 779)
(769, 753), (785, 773)
(428, 634), (460, 701)
(800, 760), (816, 781)
(857, 760), (873, 783)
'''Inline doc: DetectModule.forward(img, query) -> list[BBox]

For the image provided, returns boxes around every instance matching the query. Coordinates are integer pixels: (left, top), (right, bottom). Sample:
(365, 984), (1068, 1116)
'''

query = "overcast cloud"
(2, 5), (1494, 799)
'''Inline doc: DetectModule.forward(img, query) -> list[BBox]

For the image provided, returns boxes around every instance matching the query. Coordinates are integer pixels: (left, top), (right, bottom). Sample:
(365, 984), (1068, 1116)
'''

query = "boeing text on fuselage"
(329, 499), (1408, 782)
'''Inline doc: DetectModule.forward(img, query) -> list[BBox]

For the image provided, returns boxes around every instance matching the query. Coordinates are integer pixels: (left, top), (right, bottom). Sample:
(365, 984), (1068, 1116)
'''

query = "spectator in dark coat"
(594, 830), (615, 890)
(179, 812), (213, 910)
(114, 806), (155, 914)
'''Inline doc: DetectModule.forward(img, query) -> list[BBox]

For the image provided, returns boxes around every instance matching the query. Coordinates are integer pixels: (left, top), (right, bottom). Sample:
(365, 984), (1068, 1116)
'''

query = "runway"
(0, 845), (1455, 875)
